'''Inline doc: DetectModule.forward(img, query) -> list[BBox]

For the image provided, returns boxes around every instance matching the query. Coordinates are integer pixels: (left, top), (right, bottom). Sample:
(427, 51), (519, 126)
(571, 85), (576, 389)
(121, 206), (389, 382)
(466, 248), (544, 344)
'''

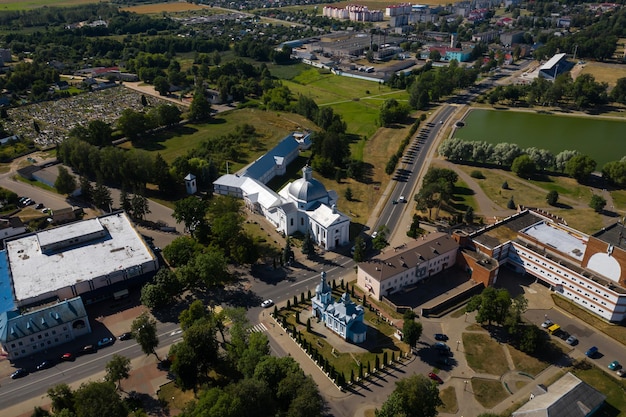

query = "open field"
(121, 2), (207, 14)
(577, 61), (626, 89)
(455, 164), (606, 233)
(463, 332), (510, 375)
(572, 364), (626, 417)
(120, 109), (317, 169)
(454, 109), (626, 167)
(471, 378), (510, 408)
(283, 68), (409, 138)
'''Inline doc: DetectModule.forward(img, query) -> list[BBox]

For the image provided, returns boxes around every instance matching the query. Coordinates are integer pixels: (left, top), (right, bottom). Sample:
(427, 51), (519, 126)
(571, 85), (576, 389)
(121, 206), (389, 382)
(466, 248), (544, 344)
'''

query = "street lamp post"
(456, 340), (460, 351)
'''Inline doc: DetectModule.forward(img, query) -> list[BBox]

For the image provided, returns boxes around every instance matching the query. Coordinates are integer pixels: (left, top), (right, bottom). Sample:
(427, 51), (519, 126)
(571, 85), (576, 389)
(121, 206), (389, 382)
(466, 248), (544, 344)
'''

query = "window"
(290, 218), (294, 226)
(301, 218), (304, 226)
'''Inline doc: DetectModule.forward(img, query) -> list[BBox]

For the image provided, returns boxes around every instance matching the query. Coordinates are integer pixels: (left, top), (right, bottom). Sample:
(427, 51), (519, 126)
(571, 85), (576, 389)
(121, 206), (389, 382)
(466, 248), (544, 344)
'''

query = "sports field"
(454, 109), (626, 167)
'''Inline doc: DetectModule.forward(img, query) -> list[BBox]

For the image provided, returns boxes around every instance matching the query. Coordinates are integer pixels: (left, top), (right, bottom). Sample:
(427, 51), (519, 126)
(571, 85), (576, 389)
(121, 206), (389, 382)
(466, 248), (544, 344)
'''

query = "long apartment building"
(459, 209), (626, 322)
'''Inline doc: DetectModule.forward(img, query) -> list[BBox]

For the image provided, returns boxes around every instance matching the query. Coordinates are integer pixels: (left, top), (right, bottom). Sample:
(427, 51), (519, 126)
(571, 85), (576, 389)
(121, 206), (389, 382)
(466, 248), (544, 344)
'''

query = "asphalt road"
(0, 321), (181, 407)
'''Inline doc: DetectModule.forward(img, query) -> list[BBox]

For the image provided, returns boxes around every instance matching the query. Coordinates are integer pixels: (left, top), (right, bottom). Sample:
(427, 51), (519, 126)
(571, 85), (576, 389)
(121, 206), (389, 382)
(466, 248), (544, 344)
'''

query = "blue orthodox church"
(312, 271), (367, 343)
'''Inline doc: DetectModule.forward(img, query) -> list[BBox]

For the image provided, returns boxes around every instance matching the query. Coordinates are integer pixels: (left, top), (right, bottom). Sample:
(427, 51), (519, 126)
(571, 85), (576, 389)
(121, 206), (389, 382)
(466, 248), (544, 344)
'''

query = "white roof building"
(215, 165), (350, 250)
(4, 211), (158, 307)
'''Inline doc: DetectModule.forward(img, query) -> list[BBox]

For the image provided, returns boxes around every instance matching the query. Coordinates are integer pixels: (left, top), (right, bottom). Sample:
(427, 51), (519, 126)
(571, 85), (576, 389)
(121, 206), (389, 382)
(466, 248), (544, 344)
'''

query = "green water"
(454, 109), (626, 167)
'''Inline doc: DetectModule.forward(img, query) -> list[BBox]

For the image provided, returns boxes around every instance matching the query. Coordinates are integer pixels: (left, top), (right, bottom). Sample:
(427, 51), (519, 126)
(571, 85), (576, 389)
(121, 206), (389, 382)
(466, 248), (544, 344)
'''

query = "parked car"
(97, 337), (114, 348)
(261, 299), (274, 308)
(585, 346), (598, 358)
(35, 203), (44, 209)
(428, 372), (443, 384)
(36, 360), (55, 371)
(617, 368), (625, 377)
(118, 332), (133, 341)
(434, 333), (448, 341)
(81, 344), (97, 354)
(566, 335), (578, 345)
(541, 319), (553, 328)
(11, 368), (28, 379)
(60, 352), (75, 361)
(371, 231), (378, 239)
(608, 360), (621, 371)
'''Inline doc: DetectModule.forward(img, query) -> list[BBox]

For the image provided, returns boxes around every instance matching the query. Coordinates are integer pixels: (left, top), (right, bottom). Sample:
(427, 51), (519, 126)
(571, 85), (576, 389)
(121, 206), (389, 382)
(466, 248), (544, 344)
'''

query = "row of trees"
(485, 73), (609, 109)
(438, 138), (602, 183)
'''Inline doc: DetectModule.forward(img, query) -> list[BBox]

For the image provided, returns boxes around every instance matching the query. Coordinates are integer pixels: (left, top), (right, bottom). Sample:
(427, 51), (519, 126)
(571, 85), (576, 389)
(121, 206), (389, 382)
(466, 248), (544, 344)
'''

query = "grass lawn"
(121, 109), (317, 169)
(471, 377), (509, 408)
(121, 2), (206, 14)
(462, 332), (510, 375)
(578, 61), (626, 88)
(454, 164), (605, 234)
(157, 381), (196, 412)
(609, 189), (626, 212)
(455, 109), (626, 167)
(506, 345), (550, 376)
(0, 0), (93, 10)
(438, 386), (458, 414)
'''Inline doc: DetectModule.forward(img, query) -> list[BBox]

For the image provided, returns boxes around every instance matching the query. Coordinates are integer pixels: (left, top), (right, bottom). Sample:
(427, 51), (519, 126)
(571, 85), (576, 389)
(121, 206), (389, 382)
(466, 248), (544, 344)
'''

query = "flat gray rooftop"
(6, 212), (155, 303)
(521, 222), (586, 261)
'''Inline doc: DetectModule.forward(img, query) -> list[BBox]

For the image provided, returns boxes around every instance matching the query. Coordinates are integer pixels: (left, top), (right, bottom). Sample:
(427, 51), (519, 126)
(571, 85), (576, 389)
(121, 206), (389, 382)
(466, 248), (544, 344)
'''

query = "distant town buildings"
(322, 5), (383, 22)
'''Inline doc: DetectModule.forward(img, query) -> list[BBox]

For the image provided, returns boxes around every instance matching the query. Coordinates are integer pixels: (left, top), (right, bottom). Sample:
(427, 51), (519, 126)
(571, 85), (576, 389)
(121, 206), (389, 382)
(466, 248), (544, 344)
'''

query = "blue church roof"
(243, 135), (299, 181)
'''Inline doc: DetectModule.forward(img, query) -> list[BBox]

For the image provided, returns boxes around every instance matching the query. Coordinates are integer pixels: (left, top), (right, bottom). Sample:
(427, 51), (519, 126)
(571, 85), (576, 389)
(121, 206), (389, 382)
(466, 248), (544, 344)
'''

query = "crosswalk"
(248, 323), (268, 334)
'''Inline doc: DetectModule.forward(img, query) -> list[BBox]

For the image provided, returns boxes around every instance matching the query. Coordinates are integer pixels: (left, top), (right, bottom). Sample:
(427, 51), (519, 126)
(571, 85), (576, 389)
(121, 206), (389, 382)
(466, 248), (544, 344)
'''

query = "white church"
(213, 133), (351, 250)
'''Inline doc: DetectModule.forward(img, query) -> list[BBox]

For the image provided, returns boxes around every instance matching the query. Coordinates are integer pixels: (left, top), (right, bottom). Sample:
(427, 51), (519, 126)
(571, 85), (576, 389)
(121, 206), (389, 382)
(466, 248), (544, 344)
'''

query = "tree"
(344, 187), (353, 201)
(153, 153), (173, 192)
(47, 384), (75, 414)
(429, 49), (441, 61)
(301, 231), (315, 259)
(130, 193), (151, 221)
(282, 237), (294, 265)
(372, 225), (389, 251)
(31, 406), (51, 417)
(507, 196), (516, 209)
(173, 196), (207, 237)
(511, 154), (536, 178)
(117, 109), (153, 141)
(153, 76), (170, 96)
(589, 194), (606, 213)
(352, 236), (366, 262)
(131, 312), (160, 360)
(402, 310), (422, 349)
(565, 154), (596, 183)
(546, 190), (559, 206)
(105, 354), (131, 390)
(189, 88), (211, 121)
(73, 381), (127, 417)
(376, 374), (442, 417)
(140, 282), (170, 309)
(466, 287), (514, 326)
(92, 180), (112, 211)
(55, 166), (76, 195)
(79, 176), (93, 203)
(163, 235), (201, 267)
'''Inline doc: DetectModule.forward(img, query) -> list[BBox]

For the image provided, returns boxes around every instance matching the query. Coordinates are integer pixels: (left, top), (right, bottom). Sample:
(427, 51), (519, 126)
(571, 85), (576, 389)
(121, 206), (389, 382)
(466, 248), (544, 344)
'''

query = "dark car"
(97, 337), (115, 348)
(434, 333), (448, 341)
(11, 368), (28, 379)
(118, 332), (133, 341)
(36, 360), (55, 371)
(81, 344), (97, 354)
(585, 346), (598, 358)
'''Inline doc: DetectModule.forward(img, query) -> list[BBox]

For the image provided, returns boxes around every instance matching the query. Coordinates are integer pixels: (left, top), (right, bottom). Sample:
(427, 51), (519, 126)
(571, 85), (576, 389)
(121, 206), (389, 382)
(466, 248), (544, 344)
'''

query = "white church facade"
(213, 134), (350, 250)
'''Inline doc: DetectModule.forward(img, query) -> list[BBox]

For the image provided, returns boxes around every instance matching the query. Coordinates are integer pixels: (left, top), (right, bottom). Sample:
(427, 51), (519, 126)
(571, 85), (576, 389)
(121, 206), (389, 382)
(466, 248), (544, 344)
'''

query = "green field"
(282, 68), (409, 138)
(454, 109), (626, 167)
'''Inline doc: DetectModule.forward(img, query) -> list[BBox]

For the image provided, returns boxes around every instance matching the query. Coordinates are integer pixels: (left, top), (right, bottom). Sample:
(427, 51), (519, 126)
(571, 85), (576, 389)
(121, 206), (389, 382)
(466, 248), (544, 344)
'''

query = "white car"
(541, 319), (553, 328)
(371, 231), (378, 239)
(566, 335), (577, 345)
(398, 195), (406, 203)
(261, 299), (274, 308)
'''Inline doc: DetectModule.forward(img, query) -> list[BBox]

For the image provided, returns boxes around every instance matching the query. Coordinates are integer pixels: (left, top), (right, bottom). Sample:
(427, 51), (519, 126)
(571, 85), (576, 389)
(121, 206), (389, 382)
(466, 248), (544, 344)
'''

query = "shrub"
(470, 170), (485, 179)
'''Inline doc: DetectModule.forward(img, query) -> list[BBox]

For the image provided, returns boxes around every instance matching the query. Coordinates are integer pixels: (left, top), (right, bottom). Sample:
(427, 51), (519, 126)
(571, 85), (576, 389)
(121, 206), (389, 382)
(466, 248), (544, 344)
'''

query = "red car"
(60, 352), (75, 361)
(428, 372), (443, 384)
